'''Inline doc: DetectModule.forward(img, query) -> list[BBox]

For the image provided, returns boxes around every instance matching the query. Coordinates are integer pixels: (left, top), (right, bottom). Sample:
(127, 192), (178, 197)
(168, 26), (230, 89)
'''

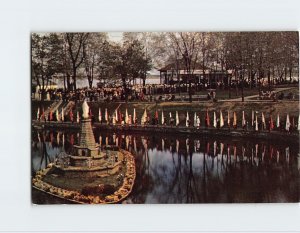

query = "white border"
(0, 0), (299, 232)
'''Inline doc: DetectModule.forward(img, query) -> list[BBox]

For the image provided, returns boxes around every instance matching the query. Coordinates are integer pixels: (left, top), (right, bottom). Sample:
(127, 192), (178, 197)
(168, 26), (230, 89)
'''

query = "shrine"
(32, 99), (136, 204)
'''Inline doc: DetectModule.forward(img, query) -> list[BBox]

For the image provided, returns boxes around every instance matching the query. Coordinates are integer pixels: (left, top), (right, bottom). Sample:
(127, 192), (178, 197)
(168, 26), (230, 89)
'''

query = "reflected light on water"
(32, 128), (300, 203)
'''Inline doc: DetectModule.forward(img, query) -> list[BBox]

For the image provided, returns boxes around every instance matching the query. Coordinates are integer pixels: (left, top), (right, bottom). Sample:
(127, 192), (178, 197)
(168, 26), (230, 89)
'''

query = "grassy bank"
(90, 100), (300, 123)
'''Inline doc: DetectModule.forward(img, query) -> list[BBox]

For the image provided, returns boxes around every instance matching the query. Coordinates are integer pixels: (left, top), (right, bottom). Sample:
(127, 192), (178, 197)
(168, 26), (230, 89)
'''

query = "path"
(44, 100), (63, 116)
(43, 100), (76, 119)
(220, 87), (297, 102)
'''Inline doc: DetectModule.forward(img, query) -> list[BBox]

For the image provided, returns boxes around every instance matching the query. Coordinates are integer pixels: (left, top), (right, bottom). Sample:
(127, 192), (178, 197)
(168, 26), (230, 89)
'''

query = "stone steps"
(44, 100), (63, 117)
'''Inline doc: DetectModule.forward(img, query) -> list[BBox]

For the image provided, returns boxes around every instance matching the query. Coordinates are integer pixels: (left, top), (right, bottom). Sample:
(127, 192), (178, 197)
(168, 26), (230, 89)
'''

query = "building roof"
(147, 68), (160, 76)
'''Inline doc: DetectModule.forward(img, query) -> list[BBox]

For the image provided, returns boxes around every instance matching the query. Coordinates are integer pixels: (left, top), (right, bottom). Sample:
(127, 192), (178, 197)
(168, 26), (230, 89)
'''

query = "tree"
(147, 32), (173, 68)
(114, 39), (152, 101)
(168, 32), (202, 102)
(64, 33), (89, 91)
(83, 33), (108, 88)
(31, 33), (63, 100)
(122, 32), (154, 86)
(224, 32), (253, 101)
(208, 32), (228, 89)
(224, 31), (299, 100)
(97, 41), (121, 85)
(197, 32), (216, 89)
(281, 32), (299, 83)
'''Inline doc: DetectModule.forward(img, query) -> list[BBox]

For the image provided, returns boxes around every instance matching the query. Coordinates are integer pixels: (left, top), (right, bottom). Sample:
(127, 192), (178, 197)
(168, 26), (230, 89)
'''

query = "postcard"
(31, 32), (299, 204)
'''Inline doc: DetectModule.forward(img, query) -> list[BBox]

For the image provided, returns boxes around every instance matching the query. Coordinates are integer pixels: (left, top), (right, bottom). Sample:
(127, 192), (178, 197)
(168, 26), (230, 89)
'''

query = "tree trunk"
(122, 76), (128, 102)
(41, 75), (45, 101)
(289, 67), (293, 83)
(284, 67), (287, 83)
(249, 70), (252, 89)
(241, 74), (244, 102)
(178, 72), (181, 96)
(41, 89), (45, 102)
(250, 70), (256, 90)
(63, 75), (66, 91)
(66, 73), (71, 90)
(189, 78), (192, 102)
(143, 78), (146, 87)
(258, 70), (261, 94)
(88, 75), (93, 89)
(72, 67), (77, 91)
(272, 67), (275, 86)
(235, 70), (238, 97)
(228, 75), (231, 99)
(268, 69), (271, 91)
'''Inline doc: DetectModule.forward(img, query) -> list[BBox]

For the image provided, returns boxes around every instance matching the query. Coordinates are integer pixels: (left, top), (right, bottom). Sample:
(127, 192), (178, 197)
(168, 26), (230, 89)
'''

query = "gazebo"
(158, 60), (231, 88)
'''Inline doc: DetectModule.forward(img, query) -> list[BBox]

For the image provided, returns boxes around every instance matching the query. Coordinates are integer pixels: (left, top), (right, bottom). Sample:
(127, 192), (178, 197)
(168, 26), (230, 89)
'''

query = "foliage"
(31, 33), (63, 96)
(31, 32), (298, 97)
(114, 38), (152, 99)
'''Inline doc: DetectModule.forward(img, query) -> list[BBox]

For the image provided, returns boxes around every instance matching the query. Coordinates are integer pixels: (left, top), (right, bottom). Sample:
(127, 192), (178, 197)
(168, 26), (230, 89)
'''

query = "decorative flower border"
(32, 149), (136, 204)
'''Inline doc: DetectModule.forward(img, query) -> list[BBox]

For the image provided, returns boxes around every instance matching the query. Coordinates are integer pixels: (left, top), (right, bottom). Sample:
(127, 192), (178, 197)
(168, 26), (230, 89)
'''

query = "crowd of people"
(33, 80), (300, 104)
(33, 83), (222, 103)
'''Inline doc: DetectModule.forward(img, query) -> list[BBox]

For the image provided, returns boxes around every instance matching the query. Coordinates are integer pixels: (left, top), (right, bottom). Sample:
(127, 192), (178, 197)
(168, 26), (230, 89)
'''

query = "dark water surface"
(31, 128), (299, 204)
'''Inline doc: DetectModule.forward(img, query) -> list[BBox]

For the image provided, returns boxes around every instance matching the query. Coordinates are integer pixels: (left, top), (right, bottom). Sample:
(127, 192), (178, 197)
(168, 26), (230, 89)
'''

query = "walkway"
(44, 100), (63, 116)
(221, 87), (297, 102)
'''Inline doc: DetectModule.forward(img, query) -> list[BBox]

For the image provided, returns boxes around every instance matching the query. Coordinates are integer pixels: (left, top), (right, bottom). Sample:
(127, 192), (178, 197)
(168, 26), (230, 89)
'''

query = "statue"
(82, 99), (89, 119)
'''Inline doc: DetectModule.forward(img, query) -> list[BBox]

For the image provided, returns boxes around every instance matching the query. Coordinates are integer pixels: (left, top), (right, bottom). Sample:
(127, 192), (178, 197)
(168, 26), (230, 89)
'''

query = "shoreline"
(32, 120), (299, 145)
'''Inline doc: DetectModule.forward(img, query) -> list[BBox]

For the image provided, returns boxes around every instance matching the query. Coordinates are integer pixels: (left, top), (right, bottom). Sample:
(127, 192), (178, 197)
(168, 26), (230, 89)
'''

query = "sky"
(35, 32), (124, 42)
(107, 32), (123, 42)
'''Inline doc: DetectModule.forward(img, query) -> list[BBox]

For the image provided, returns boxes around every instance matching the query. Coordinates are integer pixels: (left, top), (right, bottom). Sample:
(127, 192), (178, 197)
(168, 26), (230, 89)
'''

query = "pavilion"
(158, 60), (232, 88)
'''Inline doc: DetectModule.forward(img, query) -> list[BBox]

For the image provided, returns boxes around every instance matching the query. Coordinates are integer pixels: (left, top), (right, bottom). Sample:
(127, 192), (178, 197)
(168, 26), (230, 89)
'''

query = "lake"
(31, 128), (299, 204)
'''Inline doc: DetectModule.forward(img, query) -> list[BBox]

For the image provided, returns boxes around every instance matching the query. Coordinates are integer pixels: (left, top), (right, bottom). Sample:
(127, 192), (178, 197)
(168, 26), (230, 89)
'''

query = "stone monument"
(73, 100), (99, 157)
(69, 99), (105, 167)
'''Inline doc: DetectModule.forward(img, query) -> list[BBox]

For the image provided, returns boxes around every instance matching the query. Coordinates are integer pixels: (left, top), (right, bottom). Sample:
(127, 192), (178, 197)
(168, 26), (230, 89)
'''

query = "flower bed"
(32, 149), (136, 204)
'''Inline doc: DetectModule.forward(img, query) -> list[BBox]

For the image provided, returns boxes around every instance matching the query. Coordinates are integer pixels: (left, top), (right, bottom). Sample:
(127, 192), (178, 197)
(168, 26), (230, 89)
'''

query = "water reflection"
(32, 129), (299, 203)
